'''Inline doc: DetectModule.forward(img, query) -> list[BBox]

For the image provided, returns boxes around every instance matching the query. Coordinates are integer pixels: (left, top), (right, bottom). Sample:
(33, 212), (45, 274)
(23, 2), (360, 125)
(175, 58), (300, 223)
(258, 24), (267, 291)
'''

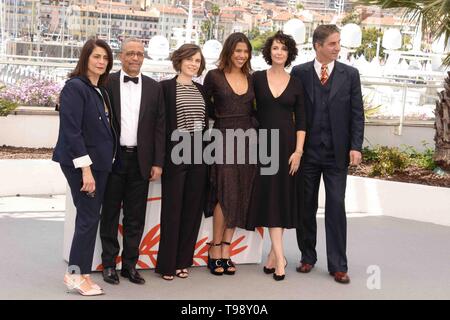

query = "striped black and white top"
(176, 82), (206, 132)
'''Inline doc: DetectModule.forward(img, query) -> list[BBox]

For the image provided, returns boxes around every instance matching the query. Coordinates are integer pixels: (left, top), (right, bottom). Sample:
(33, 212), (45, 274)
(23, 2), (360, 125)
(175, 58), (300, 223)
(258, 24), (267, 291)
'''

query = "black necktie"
(124, 76), (139, 84)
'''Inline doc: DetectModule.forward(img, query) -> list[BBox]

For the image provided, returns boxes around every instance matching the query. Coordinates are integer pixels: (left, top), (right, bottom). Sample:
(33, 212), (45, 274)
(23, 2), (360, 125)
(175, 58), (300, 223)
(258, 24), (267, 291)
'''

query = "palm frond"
(443, 54), (450, 66)
(357, 0), (423, 9)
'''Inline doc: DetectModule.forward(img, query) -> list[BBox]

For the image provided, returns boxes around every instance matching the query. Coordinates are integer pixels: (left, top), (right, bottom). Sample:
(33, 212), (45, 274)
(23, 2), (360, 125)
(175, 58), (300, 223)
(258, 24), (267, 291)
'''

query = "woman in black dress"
(251, 31), (306, 281)
(203, 33), (257, 276)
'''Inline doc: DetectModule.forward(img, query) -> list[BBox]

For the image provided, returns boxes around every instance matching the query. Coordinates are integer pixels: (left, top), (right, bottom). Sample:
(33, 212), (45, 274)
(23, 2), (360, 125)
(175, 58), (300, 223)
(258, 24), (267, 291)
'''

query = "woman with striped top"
(155, 44), (210, 280)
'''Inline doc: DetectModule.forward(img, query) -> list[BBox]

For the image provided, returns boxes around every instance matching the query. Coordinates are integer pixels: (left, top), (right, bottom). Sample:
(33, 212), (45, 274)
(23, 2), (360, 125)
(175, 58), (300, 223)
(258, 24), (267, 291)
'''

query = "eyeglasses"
(124, 51), (145, 58)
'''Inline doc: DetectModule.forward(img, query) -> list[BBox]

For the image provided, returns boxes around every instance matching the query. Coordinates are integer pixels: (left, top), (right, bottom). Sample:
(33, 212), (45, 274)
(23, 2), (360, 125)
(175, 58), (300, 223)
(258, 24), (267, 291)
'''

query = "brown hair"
(312, 24), (340, 51)
(69, 38), (113, 87)
(217, 32), (252, 75)
(171, 43), (206, 77)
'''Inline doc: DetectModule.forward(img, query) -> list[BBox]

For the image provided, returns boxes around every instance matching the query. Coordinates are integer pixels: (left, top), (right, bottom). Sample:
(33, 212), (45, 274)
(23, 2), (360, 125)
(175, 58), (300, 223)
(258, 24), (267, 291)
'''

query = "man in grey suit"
(291, 24), (364, 284)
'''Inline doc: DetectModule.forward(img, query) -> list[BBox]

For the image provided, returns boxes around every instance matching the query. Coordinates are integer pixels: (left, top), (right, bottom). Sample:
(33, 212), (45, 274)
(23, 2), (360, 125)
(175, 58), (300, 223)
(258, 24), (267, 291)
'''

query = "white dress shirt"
(314, 59), (335, 80)
(120, 70), (142, 147)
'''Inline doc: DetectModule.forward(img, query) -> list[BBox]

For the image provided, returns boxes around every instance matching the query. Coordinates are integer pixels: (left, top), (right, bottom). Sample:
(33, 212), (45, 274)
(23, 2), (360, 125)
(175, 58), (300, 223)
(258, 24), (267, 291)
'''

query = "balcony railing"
(0, 54), (445, 134)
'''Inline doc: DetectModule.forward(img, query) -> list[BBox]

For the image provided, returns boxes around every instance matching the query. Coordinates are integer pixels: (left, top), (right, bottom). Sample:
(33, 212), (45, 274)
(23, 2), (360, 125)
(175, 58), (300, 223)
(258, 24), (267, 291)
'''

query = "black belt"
(120, 146), (137, 152)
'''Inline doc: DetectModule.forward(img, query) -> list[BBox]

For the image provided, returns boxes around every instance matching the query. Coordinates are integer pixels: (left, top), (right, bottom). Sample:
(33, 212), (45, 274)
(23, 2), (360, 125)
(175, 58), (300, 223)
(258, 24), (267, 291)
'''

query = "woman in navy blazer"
(53, 38), (116, 296)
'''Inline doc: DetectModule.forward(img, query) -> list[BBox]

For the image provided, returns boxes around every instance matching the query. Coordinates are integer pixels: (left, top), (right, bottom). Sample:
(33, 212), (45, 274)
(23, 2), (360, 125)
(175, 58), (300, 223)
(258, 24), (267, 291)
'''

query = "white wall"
(364, 123), (434, 152)
(344, 176), (450, 226)
(0, 160), (65, 196)
(0, 113), (59, 148)
(1, 159), (448, 226)
(0, 112), (435, 152)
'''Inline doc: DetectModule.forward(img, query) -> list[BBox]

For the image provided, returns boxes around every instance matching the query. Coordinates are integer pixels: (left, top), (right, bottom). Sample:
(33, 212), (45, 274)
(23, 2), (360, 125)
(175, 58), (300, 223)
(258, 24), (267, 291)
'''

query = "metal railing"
(0, 55), (446, 135)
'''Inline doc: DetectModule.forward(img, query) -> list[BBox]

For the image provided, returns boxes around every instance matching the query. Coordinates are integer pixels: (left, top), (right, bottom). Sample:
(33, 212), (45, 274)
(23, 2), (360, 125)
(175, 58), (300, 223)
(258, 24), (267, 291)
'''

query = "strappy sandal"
(162, 275), (174, 281)
(176, 269), (189, 279)
(207, 242), (224, 276)
(221, 241), (236, 275)
(263, 256), (287, 274)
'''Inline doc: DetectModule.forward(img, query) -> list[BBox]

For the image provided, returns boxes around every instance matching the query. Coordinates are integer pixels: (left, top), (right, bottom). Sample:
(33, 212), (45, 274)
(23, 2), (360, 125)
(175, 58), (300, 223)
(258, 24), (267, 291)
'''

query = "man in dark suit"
(291, 24), (364, 284)
(100, 38), (165, 285)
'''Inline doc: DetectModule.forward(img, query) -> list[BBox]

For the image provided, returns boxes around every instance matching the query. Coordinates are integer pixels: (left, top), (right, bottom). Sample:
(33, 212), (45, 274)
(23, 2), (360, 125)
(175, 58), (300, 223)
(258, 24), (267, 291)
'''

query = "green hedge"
(0, 98), (18, 116)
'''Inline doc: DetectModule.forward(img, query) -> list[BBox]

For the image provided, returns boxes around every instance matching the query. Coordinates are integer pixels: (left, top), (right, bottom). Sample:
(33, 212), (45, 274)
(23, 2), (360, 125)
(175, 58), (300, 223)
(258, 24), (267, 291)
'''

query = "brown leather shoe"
(330, 272), (350, 284)
(296, 263), (314, 273)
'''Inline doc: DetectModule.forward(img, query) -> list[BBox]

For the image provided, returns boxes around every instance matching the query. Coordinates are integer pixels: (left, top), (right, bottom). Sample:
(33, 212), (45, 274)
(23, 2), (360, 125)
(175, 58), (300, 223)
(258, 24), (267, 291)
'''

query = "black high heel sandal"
(273, 273), (285, 281)
(221, 242), (236, 275)
(272, 257), (288, 281)
(207, 242), (224, 276)
(263, 266), (276, 274)
(263, 256), (287, 274)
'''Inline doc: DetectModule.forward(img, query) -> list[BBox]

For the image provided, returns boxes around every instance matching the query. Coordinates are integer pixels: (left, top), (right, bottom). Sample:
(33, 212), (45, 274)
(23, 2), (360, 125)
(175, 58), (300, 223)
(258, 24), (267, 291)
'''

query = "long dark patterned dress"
(203, 68), (257, 229)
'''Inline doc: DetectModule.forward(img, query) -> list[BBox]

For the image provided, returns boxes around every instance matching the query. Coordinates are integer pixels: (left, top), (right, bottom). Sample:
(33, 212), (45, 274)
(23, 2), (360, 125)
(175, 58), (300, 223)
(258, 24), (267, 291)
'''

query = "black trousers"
(100, 150), (150, 270)
(61, 165), (109, 275)
(155, 161), (208, 276)
(296, 146), (348, 273)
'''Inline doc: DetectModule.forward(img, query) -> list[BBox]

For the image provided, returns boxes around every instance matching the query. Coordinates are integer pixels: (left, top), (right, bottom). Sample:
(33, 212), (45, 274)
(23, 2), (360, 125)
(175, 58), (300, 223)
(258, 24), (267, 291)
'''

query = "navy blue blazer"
(53, 76), (116, 171)
(291, 60), (364, 168)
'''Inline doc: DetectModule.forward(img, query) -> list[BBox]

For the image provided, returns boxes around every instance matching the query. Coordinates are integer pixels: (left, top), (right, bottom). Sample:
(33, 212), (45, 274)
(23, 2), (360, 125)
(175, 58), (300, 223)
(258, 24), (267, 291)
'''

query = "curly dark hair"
(262, 31), (298, 67)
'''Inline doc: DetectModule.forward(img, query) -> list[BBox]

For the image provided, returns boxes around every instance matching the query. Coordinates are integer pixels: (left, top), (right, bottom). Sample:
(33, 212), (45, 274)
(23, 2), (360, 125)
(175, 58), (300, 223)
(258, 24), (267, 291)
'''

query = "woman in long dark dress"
(251, 31), (306, 281)
(203, 32), (257, 276)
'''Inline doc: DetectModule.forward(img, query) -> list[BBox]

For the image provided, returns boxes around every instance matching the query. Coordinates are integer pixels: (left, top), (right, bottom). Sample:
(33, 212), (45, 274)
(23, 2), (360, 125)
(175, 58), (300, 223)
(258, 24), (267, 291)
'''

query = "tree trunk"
(434, 71), (450, 170)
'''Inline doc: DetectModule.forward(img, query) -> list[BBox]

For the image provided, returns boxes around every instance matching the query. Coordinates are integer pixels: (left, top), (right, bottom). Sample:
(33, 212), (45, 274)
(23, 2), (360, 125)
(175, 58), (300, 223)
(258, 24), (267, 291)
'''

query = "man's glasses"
(124, 51), (145, 58)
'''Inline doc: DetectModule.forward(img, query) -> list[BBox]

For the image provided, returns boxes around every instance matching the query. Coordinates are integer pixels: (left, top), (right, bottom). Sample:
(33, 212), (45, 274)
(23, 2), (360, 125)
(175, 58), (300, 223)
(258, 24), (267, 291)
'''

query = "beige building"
(218, 7), (253, 41)
(2, 0), (41, 37)
(75, 2), (160, 42)
(155, 5), (187, 40)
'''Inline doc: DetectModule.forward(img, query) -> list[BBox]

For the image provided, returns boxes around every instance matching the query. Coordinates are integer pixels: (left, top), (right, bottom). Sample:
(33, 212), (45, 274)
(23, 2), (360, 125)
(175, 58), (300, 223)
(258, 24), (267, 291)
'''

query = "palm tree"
(434, 71), (450, 170)
(359, 0), (450, 169)
(211, 4), (220, 40)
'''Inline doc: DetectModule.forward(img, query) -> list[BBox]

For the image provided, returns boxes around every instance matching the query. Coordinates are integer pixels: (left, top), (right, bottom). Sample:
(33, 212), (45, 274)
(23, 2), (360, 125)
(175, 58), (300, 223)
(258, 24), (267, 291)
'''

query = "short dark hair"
(312, 24), (340, 51)
(262, 30), (298, 67)
(217, 32), (252, 75)
(120, 37), (143, 52)
(171, 43), (206, 77)
(69, 38), (113, 87)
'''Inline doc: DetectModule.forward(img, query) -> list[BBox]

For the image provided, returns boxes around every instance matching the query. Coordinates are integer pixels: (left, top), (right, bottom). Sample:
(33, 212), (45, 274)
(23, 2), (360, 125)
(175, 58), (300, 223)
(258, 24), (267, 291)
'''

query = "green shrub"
(0, 98), (18, 116)
(362, 146), (379, 162)
(363, 144), (437, 176)
(401, 143), (437, 171)
(369, 146), (409, 177)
